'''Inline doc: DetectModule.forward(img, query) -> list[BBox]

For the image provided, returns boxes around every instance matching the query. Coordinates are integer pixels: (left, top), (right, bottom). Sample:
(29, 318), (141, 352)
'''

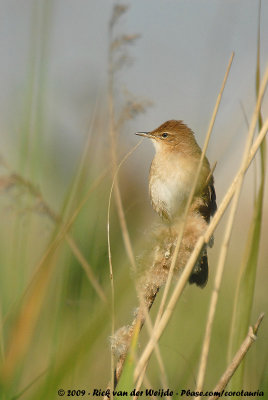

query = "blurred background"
(0, 1), (267, 399)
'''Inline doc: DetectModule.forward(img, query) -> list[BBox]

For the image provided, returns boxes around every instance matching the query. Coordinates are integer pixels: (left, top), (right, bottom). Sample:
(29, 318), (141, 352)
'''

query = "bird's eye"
(162, 132), (168, 138)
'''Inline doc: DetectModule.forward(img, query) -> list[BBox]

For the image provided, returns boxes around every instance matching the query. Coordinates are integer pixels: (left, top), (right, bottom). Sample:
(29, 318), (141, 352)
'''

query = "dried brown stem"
(109, 211), (208, 394)
(195, 65), (268, 395)
(106, 6), (166, 395)
(134, 117), (268, 384)
(114, 281), (159, 385)
(154, 52), (234, 331)
(208, 313), (264, 400)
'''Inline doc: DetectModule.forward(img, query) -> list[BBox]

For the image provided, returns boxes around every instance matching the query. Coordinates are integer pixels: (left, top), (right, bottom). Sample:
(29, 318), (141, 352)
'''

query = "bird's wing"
(189, 177), (217, 288)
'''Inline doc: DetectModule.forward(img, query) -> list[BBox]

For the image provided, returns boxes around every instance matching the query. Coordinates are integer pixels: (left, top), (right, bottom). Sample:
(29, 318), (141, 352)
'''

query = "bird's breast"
(149, 154), (196, 220)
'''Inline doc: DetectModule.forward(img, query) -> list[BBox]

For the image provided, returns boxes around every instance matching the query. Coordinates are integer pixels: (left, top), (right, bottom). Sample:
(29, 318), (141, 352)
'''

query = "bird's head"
(136, 120), (200, 155)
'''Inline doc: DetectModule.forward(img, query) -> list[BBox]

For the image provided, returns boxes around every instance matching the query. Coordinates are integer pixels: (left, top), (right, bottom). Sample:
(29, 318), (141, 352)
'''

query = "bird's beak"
(135, 132), (154, 139)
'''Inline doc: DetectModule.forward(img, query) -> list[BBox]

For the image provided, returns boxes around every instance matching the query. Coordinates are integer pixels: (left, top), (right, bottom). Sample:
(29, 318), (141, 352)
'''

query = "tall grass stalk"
(196, 31), (267, 392)
(154, 52), (234, 330)
(107, 141), (143, 397)
(106, 141), (170, 396)
(133, 52), (234, 387)
(20, 0), (52, 180)
(106, 6), (169, 394)
(0, 164), (107, 302)
(130, 52), (234, 394)
(108, 5), (137, 272)
(134, 111), (268, 385)
(209, 313), (264, 400)
(0, 171), (106, 389)
(227, 5), (266, 389)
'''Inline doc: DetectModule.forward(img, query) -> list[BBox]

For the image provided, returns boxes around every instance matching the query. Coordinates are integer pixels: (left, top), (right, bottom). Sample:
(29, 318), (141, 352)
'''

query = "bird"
(136, 120), (217, 287)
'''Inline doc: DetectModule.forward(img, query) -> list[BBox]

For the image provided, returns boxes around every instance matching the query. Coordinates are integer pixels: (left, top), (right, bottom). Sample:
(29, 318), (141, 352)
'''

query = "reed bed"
(0, 3), (267, 400)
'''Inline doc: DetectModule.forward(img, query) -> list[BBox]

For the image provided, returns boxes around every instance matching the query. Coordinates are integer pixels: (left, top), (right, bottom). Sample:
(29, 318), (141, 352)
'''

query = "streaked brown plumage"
(136, 120), (217, 287)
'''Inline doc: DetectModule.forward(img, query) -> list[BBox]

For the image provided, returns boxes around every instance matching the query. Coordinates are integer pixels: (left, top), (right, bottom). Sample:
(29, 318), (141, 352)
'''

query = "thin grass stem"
(154, 53), (234, 330)
(134, 116), (268, 384)
(208, 313), (264, 400)
(107, 141), (143, 397)
(0, 170), (106, 383)
(105, 140), (169, 394)
(195, 66), (268, 394)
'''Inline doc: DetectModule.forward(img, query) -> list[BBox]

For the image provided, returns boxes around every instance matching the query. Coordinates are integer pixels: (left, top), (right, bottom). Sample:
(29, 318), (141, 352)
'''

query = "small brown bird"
(136, 120), (217, 287)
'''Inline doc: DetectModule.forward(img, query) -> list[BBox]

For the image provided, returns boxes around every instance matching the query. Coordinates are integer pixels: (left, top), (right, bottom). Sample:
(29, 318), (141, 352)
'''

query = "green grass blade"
(228, 178), (265, 388)
(114, 321), (140, 399)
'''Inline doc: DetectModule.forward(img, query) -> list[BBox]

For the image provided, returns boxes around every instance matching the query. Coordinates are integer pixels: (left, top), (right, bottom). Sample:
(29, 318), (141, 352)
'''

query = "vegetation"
(0, 3), (267, 400)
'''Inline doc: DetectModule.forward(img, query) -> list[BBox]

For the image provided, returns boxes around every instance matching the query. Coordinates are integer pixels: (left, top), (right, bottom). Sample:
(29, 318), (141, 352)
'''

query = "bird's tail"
(189, 246), (208, 288)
